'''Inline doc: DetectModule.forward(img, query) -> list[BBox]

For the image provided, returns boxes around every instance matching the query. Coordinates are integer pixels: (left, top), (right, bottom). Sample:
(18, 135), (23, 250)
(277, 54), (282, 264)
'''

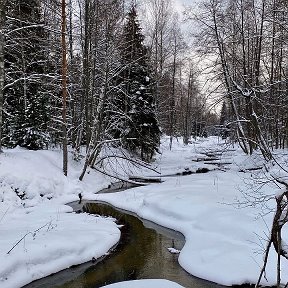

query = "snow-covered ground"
(0, 136), (287, 287)
(0, 148), (121, 288)
(92, 137), (288, 286)
(101, 279), (184, 288)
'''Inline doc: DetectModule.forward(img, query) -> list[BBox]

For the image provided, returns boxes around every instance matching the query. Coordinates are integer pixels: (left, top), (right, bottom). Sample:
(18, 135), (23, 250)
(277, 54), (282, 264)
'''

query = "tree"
(61, 0), (68, 176)
(143, 2), (202, 146)
(189, 1), (288, 284)
(219, 101), (227, 126)
(78, 0), (127, 180)
(191, 0), (277, 159)
(117, 5), (160, 161)
(4, 0), (51, 149)
(181, 64), (203, 143)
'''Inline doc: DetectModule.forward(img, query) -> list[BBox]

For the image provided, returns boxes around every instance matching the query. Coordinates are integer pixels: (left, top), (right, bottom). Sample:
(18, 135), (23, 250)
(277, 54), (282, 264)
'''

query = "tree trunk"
(211, 2), (249, 154)
(61, 0), (68, 176)
(169, 33), (177, 150)
(82, 0), (91, 150)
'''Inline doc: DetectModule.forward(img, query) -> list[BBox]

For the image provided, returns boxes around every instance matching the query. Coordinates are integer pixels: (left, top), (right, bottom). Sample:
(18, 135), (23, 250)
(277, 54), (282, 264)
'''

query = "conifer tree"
(117, 6), (160, 161)
(219, 101), (227, 126)
(219, 101), (229, 139)
(4, 0), (50, 149)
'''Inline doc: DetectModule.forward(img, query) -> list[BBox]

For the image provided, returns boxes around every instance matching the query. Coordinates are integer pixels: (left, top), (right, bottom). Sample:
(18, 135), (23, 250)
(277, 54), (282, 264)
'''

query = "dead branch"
(255, 234), (273, 287)
(91, 165), (148, 187)
(256, 188), (288, 287)
(94, 154), (160, 174)
(7, 222), (51, 254)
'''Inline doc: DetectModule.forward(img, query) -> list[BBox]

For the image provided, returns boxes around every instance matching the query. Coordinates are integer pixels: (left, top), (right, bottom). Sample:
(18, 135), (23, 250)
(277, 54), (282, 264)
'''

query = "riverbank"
(91, 136), (288, 286)
(0, 136), (287, 287)
(0, 148), (121, 288)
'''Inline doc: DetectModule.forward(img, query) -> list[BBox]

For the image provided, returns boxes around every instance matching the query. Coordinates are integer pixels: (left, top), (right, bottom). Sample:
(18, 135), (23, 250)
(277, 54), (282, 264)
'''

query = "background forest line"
(0, 0), (287, 178)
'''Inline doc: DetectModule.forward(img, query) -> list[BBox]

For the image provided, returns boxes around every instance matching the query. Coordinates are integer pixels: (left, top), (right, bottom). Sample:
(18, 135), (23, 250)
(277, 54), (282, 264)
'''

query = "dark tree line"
(0, 0), (166, 178)
(0, 0), (213, 177)
(4, 0), (51, 150)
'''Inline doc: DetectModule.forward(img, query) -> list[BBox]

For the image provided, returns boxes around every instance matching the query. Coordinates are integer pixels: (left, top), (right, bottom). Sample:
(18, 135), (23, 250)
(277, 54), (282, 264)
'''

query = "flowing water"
(23, 201), (240, 288)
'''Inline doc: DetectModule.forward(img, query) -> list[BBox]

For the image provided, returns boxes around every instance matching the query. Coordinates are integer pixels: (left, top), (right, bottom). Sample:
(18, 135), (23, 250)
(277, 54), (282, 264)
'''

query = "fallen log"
(129, 176), (163, 183)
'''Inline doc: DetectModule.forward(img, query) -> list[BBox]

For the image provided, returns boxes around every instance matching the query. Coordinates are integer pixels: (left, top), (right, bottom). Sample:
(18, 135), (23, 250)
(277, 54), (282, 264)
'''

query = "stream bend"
(23, 201), (228, 288)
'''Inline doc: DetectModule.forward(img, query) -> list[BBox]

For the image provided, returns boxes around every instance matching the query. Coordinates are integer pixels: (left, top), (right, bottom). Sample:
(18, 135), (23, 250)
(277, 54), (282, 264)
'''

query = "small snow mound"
(167, 247), (181, 254)
(100, 279), (184, 288)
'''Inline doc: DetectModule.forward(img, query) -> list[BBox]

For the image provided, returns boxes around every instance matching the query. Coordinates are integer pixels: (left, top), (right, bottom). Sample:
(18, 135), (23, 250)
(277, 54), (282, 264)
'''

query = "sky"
(173, 0), (201, 13)
(136, 0), (220, 112)
(173, 0), (186, 13)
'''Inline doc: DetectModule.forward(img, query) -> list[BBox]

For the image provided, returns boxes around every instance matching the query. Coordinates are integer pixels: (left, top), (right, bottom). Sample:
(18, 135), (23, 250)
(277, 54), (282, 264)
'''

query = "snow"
(0, 202), (120, 288)
(100, 279), (184, 288)
(168, 247), (181, 254)
(0, 148), (120, 288)
(89, 136), (288, 286)
(1, 136), (288, 287)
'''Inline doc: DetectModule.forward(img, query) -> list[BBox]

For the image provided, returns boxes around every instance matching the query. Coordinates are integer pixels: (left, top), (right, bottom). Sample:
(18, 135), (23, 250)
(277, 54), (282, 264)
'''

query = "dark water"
(23, 201), (227, 288)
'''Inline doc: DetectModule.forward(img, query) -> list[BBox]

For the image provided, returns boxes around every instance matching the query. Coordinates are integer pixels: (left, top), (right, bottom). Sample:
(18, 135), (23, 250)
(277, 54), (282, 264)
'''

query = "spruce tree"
(117, 6), (160, 161)
(219, 101), (228, 126)
(4, 0), (50, 149)
(219, 101), (229, 139)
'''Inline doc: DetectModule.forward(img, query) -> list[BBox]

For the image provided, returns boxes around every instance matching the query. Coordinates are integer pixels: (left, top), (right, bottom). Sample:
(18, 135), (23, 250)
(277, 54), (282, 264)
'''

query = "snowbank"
(100, 279), (184, 288)
(89, 136), (288, 286)
(0, 147), (120, 288)
(1, 136), (288, 287)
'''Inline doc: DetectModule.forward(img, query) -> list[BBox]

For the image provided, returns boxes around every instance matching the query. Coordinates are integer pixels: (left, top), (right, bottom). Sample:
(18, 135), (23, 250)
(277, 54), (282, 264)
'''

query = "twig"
(91, 166), (148, 186)
(255, 235), (273, 287)
(7, 222), (50, 254)
(94, 155), (160, 174)
(0, 207), (9, 223)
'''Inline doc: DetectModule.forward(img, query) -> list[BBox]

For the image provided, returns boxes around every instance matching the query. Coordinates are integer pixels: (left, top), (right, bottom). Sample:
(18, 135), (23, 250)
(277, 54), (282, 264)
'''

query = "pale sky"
(173, 0), (185, 13)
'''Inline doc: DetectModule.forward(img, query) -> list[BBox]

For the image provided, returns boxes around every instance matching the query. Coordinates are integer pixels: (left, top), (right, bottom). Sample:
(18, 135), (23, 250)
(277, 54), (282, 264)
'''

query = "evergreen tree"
(4, 0), (50, 149)
(117, 6), (160, 161)
(219, 101), (229, 139)
(219, 101), (228, 126)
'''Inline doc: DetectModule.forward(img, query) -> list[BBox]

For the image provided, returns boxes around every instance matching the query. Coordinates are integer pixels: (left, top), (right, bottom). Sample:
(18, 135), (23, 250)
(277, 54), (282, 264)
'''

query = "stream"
(23, 201), (228, 288)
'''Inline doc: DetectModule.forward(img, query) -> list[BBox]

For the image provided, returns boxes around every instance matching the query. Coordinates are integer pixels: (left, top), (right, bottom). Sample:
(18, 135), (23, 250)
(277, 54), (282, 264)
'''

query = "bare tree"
(256, 186), (288, 288)
(181, 64), (203, 144)
(144, 0), (174, 127)
(189, 2), (288, 285)
(191, 0), (277, 159)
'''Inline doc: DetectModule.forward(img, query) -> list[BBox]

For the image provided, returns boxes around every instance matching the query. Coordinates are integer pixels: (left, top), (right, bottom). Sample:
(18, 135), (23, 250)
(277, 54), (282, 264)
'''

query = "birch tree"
(144, 0), (174, 129)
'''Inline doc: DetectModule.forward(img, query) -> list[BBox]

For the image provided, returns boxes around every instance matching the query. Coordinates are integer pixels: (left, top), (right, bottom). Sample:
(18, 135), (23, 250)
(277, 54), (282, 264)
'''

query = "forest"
(0, 0), (288, 288)
(0, 0), (218, 178)
(0, 0), (287, 176)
